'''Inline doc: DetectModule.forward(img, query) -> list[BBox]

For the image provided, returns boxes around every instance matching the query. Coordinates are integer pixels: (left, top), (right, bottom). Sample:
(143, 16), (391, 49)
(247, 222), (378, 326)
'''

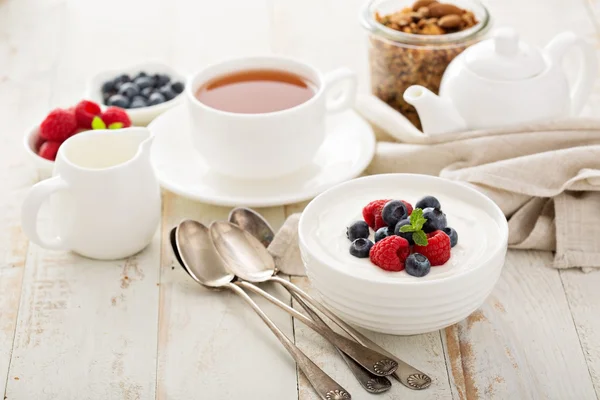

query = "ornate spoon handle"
(270, 276), (432, 390)
(236, 281), (398, 377)
(226, 283), (351, 400)
(292, 292), (392, 394)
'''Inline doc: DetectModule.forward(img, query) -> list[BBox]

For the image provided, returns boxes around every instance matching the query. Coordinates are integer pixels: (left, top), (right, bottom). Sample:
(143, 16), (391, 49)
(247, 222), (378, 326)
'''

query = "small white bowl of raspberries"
(298, 173), (508, 335)
(24, 100), (131, 180)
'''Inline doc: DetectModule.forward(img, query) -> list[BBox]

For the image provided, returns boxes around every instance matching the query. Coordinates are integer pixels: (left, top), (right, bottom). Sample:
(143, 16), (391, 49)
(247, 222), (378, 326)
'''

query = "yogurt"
(305, 187), (503, 282)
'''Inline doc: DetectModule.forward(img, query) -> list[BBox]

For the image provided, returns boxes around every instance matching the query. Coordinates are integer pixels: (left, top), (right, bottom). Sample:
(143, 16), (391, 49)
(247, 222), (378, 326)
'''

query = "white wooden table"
(1, 0), (600, 398)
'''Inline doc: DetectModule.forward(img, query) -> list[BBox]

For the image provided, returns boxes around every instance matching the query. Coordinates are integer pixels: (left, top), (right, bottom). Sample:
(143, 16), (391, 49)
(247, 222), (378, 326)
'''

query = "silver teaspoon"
(210, 221), (398, 378)
(172, 221), (351, 400)
(229, 207), (433, 390)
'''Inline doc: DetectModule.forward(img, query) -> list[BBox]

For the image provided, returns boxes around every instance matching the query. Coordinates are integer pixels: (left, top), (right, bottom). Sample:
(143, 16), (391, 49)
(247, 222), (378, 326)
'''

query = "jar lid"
(464, 27), (545, 80)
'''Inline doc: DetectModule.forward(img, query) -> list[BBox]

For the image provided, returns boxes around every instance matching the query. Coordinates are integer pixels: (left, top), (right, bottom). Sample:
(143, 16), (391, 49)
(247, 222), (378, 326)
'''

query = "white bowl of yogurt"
(298, 173), (508, 335)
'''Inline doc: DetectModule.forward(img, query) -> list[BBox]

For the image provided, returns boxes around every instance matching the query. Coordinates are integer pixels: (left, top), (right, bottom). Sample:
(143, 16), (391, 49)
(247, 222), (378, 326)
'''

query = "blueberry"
(349, 238), (373, 258)
(134, 71), (148, 80)
(374, 227), (391, 243)
(118, 82), (140, 98)
(114, 74), (131, 84)
(107, 94), (130, 108)
(416, 196), (441, 211)
(102, 91), (114, 105)
(101, 80), (115, 94)
(442, 227), (458, 247)
(112, 74), (131, 90)
(393, 219), (414, 245)
(171, 81), (184, 94)
(154, 73), (171, 87)
(346, 221), (369, 241)
(422, 207), (447, 233)
(382, 200), (408, 227)
(140, 87), (154, 98)
(130, 97), (148, 108)
(405, 253), (431, 277)
(158, 85), (176, 101)
(148, 92), (166, 106)
(134, 76), (155, 90)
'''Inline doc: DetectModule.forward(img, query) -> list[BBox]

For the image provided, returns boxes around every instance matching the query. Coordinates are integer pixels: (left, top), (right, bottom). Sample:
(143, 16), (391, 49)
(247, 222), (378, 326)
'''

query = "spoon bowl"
(210, 221), (274, 282)
(228, 207), (275, 248)
(175, 220), (235, 288)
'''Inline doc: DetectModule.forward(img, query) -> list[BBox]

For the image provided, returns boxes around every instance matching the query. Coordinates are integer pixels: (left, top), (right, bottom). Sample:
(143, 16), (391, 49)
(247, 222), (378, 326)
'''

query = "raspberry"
(413, 230), (451, 266)
(369, 236), (410, 272)
(101, 107), (131, 129)
(401, 200), (413, 215)
(39, 108), (77, 142)
(74, 100), (102, 129)
(38, 141), (61, 161)
(362, 199), (390, 230)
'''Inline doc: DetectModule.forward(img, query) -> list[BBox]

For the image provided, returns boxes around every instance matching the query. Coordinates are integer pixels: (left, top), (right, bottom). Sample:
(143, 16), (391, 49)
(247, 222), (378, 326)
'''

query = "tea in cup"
(186, 56), (357, 180)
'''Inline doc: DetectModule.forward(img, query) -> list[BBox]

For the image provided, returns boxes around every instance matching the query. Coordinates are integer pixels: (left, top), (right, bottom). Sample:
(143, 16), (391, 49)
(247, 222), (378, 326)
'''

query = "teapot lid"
(464, 28), (545, 80)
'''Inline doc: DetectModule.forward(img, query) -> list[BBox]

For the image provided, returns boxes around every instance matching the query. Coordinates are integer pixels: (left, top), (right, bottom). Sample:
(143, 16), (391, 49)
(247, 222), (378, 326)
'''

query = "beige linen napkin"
(267, 213), (305, 276)
(268, 96), (600, 274)
(358, 95), (600, 270)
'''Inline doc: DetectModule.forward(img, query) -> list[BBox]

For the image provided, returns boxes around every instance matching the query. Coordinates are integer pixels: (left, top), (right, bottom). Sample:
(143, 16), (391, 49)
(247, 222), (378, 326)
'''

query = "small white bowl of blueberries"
(87, 62), (186, 126)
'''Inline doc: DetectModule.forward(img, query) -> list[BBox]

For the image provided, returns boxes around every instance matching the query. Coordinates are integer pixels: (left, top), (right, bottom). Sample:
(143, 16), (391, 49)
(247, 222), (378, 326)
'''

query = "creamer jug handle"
(546, 32), (598, 115)
(21, 176), (70, 250)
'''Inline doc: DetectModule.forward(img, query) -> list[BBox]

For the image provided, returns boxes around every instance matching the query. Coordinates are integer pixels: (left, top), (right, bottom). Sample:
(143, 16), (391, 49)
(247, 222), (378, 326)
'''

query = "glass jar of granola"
(361, 0), (491, 130)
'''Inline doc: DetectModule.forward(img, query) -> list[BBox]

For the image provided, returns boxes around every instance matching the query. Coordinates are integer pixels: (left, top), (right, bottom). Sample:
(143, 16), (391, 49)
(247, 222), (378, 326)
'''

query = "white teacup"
(186, 56), (357, 180)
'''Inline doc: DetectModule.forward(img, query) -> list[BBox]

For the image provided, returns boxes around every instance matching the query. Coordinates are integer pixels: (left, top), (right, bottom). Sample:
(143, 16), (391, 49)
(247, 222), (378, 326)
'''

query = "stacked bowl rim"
(298, 173), (509, 290)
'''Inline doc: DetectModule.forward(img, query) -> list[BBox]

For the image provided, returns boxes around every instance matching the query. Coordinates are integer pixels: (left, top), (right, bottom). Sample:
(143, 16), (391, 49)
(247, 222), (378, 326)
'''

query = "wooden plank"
(560, 269), (600, 399)
(0, 0), (67, 393)
(444, 250), (596, 399)
(156, 192), (298, 399)
(6, 237), (161, 400)
(5, 0), (175, 397)
(153, 0), (301, 396)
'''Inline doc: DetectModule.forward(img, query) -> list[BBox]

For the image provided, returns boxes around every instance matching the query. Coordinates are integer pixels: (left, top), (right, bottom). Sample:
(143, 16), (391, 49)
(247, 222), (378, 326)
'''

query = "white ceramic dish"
(299, 174), (509, 335)
(86, 62), (186, 126)
(24, 124), (54, 180)
(148, 105), (376, 207)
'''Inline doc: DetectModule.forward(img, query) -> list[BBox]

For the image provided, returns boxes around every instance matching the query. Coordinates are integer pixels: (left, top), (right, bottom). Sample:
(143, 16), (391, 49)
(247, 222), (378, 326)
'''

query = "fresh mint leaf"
(399, 224), (416, 233)
(91, 116), (106, 130)
(410, 208), (427, 231)
(413, 230), (428, 246)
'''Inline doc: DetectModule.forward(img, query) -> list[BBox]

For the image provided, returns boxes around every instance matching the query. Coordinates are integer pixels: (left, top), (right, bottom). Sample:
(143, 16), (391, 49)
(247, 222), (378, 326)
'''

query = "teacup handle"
(21, 176), (70, 250)
(323, 68), (357, 114)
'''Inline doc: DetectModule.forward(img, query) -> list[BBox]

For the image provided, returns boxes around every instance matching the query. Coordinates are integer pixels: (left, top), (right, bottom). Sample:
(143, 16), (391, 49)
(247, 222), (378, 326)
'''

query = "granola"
(368, 0), (481, 129)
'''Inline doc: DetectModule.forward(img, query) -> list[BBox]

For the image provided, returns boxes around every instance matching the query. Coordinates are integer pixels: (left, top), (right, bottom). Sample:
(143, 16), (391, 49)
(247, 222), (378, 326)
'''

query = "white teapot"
(403, 28), (598, 135)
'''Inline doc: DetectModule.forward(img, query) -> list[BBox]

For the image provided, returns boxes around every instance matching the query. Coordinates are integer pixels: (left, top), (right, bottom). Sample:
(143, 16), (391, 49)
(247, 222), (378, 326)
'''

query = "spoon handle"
(292, 292), (392, 394)
(226, 283), (351, 400)
(270, 276), (432, 391)
(236, 281), (398, 377)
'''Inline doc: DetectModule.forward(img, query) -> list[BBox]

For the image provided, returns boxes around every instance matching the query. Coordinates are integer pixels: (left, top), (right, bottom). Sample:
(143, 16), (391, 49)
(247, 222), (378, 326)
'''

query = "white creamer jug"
(22, 128), (161, 260)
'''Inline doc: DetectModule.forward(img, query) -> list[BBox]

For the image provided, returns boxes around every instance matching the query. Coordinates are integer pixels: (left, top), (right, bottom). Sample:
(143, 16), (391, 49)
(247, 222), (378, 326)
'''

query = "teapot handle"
(545, 32), (598, 116)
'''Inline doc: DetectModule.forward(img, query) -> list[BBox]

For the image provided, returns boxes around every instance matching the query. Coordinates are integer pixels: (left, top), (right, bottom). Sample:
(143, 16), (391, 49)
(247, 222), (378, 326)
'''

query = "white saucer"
(149, 105), (375, 207)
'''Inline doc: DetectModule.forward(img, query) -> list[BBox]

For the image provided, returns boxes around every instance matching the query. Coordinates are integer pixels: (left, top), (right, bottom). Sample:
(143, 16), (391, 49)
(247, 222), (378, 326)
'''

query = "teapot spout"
(404, 85), (466, 135)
